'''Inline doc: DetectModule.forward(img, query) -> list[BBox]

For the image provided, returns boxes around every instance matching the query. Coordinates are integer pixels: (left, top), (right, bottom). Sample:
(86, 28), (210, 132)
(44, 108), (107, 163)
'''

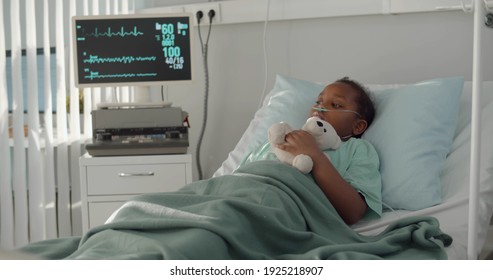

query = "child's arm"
(276, 130), (367, 225)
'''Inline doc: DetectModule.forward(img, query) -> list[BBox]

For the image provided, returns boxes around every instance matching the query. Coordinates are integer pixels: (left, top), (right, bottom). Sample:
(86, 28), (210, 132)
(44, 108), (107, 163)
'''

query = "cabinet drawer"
(86, 163), (186, 195)
(88, 201), (126, 228)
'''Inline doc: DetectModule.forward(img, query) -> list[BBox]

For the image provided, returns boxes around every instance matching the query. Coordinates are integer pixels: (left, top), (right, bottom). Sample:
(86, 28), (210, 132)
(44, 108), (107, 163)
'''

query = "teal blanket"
(20, 161), (452, 260)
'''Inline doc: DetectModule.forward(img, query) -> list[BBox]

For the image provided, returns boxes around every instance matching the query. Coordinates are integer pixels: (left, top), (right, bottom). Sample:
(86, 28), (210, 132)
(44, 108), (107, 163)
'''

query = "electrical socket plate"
(185, 3), (221, 26)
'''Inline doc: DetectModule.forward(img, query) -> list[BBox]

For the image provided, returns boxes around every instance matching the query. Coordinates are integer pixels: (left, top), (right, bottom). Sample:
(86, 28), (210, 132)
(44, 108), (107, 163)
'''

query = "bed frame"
(466, 0), (491, 259)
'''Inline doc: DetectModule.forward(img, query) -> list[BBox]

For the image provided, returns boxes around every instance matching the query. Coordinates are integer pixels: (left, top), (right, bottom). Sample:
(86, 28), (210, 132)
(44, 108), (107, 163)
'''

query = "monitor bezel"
(71, 13), (194, 89)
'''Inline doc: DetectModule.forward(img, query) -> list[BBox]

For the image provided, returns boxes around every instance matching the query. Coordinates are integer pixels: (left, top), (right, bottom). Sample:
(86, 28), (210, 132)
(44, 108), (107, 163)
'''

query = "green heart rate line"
(77, 26), (144, 39)
(83, 71), (158, 80)
(83, 55), (157, 64)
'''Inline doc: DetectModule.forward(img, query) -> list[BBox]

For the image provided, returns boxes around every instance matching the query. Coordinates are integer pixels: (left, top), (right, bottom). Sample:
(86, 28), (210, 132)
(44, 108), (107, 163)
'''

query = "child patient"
(241, 77), (382, 225)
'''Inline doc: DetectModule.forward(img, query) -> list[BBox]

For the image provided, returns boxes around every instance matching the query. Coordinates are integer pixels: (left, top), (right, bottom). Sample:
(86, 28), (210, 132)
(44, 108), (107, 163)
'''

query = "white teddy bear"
(268, 116), (342, 173)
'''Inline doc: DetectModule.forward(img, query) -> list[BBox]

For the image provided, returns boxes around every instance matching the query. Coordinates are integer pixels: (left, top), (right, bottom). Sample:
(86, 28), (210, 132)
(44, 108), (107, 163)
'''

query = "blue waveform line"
(86, 26), (144, 38)
(84, 72), (158, 80)
(83, 55), (157, 64)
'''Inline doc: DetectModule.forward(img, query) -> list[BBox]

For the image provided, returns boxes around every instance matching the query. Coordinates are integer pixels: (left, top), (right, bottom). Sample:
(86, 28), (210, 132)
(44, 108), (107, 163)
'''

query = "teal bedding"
(19, 160), (452, 260)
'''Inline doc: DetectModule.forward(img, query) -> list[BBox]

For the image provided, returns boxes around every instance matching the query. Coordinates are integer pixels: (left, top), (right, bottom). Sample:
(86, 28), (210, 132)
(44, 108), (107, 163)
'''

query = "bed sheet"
(18, 161), (451, 260)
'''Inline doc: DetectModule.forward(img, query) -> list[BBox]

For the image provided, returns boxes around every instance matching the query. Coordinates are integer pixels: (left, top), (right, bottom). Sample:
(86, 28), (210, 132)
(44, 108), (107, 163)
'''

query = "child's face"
(310, 82), (364, 139)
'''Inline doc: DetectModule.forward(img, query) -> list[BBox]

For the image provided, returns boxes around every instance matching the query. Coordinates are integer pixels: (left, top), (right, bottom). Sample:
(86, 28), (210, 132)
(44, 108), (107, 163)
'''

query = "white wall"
(143, 2), (493, 180)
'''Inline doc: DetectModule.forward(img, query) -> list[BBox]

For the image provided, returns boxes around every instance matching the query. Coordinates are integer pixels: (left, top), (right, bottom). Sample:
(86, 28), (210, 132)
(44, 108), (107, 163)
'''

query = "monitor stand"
(96, 101), (172, 109)
(134, 86), (151, 102)
(97, 86), (172, 109)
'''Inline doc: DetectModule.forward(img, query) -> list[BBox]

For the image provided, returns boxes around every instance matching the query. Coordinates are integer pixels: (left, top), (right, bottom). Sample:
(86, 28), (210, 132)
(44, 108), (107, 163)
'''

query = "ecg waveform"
(81, 26), (144, 38)
(83, 55), (157, 64)
(84, 71), (158, 80)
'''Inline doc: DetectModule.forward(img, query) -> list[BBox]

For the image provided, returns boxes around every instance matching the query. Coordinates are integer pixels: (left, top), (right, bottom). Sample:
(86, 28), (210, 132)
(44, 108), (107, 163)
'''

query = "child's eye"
(332, 102), (342, 108)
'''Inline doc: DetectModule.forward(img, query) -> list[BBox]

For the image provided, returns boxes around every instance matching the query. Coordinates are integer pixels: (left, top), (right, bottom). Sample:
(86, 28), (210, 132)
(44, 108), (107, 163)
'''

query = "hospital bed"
(209, 2), (493, 259)
(213, 74), (493, 260)
(8, 74), (492, 260)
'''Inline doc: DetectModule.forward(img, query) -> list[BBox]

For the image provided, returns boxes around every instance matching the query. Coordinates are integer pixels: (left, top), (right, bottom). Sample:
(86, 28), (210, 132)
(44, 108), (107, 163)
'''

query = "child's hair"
(336, 77), (375, 133)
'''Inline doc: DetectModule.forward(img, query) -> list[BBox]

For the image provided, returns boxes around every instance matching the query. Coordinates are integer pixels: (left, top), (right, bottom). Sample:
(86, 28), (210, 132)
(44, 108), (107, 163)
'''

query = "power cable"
(195, 10), (214, 180)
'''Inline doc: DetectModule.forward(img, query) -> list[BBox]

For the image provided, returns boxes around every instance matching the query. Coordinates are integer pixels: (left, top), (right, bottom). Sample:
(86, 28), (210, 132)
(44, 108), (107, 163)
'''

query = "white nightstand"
(79, 153), (192, 233)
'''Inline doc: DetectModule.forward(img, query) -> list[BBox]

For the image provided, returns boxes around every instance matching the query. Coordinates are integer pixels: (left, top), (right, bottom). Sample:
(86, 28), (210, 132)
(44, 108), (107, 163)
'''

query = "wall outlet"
(185, 3), (221, 25)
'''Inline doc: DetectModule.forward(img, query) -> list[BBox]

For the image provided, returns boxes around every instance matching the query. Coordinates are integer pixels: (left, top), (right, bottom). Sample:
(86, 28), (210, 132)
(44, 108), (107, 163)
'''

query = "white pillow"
(213, 74), (464, 211)
(363, 77), (463, 210)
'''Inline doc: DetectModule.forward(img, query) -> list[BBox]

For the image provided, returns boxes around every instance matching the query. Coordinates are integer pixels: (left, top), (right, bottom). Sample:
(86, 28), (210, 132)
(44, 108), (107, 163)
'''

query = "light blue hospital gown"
(239, 137), (383, 219)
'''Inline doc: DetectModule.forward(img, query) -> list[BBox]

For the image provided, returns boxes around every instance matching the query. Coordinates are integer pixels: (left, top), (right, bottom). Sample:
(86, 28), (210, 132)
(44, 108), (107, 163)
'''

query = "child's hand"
(276, 130), (321, 159)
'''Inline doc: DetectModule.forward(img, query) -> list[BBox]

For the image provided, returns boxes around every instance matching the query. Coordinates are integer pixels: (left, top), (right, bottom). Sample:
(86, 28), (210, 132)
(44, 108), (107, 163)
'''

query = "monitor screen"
(72, 13), (193, 88)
